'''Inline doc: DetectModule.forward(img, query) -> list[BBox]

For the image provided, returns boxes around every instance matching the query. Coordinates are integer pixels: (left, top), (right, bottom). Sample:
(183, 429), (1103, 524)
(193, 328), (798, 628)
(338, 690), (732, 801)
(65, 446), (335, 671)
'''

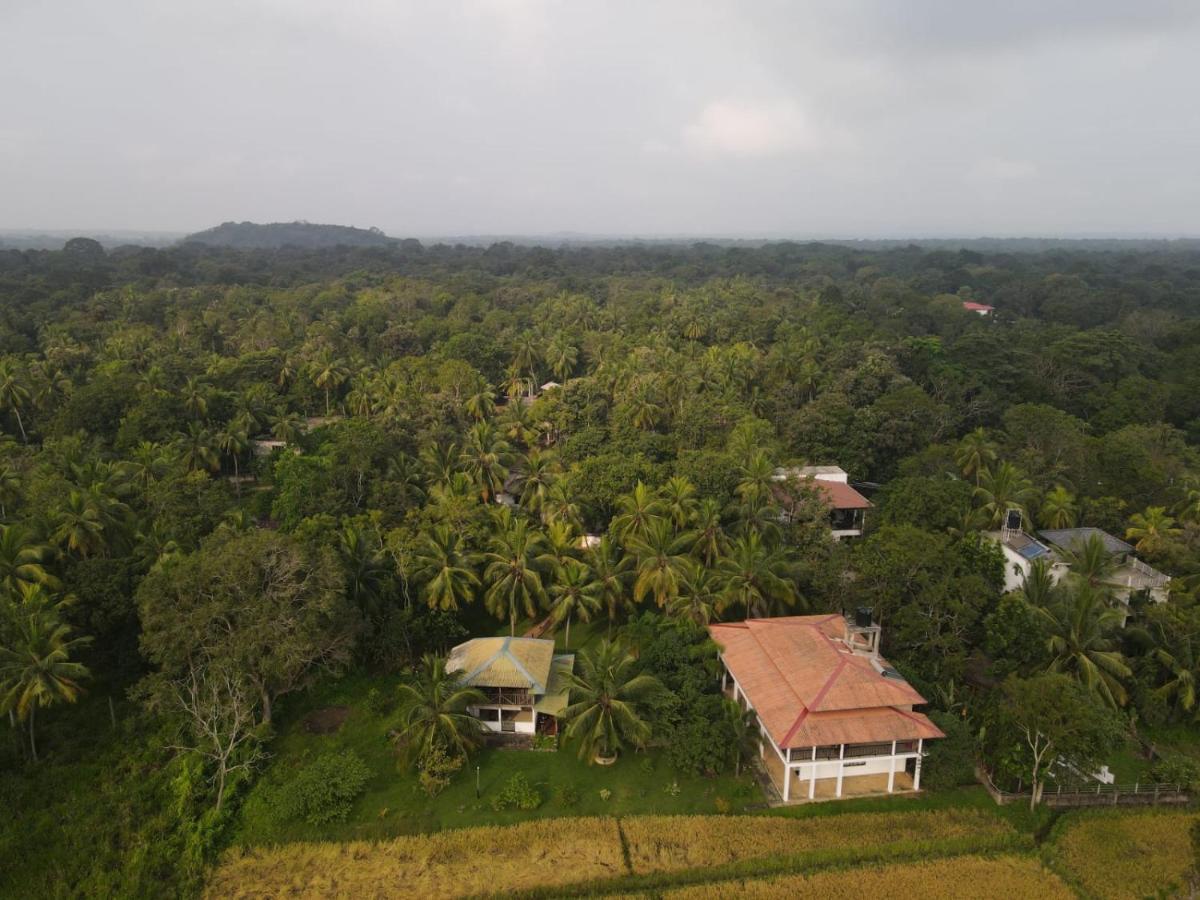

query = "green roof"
(533, 655), (575, 716)
(445, 637), (556, 692)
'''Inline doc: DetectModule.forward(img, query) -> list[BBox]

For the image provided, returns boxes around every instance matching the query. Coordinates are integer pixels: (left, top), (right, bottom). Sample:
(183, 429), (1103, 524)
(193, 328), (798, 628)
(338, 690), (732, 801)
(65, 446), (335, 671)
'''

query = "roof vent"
(880, 665), (904, 680)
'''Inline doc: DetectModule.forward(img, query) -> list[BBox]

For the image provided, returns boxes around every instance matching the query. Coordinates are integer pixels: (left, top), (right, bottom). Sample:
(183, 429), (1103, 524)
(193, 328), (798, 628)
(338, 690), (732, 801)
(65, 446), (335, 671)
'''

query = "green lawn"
(231, 671), (759, 847)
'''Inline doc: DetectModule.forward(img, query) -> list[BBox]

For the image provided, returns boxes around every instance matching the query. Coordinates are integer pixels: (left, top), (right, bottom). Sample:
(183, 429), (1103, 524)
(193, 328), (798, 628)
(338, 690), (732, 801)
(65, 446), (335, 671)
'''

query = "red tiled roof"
(709, 615), (943, 750)
(772, 478), (871, 511)
(962, 301), (995, 312)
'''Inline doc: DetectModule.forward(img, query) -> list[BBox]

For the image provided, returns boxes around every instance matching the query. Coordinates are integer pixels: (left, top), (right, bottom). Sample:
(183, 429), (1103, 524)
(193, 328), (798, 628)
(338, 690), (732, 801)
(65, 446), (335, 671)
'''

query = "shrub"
(417, 744), (464, 798)
(1150, 753), (1200, 790)
(599, 788), (612, 801)
(489, 773), (542, 811)
(532, 733), (558, 751)
(365, 687), (393, 717)
(271, 750), (372, 827)
(555, 784), (580, 807)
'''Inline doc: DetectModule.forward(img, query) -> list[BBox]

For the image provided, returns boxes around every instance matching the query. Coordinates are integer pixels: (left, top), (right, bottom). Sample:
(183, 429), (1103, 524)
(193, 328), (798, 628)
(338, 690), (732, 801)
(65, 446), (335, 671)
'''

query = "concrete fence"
(976, 766), (1190, 808)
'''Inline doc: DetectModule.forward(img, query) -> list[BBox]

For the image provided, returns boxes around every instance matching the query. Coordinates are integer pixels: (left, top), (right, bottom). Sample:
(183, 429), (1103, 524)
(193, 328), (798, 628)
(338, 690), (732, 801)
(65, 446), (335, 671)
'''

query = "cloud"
(682, 98), (824, 158)
(968, 157), (1038, 182)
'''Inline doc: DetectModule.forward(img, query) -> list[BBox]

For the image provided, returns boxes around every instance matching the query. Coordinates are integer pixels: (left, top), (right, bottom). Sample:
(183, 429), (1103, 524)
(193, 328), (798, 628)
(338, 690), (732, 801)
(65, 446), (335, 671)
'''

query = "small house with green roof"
(445, 636), (574, 736)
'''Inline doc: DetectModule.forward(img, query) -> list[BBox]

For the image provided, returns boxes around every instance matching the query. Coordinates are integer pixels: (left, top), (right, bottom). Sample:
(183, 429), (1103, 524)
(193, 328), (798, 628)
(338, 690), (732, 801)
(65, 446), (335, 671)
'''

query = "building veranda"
(710, 613), (943, 802)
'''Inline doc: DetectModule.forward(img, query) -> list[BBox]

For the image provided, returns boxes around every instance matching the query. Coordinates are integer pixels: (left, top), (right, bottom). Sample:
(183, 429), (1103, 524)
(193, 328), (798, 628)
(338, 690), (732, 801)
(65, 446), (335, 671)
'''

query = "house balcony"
(481, 687), (534, 706)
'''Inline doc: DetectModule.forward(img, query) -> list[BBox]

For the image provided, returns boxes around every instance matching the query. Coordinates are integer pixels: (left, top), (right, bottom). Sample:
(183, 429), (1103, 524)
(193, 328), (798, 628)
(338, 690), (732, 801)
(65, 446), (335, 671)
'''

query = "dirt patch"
(302, 705), (349, 734)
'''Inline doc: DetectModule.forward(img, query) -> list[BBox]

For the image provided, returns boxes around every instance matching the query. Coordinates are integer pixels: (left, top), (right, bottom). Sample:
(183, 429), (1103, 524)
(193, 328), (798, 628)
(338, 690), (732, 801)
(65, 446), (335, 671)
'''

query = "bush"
(272, 750), (373, 826)
(418, 744), (464, 798)
(532, 733), (557, 751)
(555, 784), (580, 807)
(489, 773), (542, 811)
(1150, 753), (1200, 790)
(366, 687), (393, 717)
(922, 711), (977, 790)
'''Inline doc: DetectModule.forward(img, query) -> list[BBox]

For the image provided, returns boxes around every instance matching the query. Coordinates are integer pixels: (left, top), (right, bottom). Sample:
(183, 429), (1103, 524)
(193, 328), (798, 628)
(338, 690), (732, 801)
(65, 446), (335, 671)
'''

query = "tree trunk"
(233, 454), (241, 497)
(13, 407), (26, 444)
(324, 387), (331, 417)
(215, 763), (227, 812)
(564, 611), (572, 649)
(28, 706), (37, 762)
(260, 686), (273, 727)
(108, 695), (117, 730)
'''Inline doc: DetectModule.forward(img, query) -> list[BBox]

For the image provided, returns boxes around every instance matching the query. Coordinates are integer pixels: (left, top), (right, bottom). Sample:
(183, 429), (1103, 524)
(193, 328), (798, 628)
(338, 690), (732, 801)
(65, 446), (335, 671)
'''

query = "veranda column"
(887, 740), (897, 793)
(835, 744), (845, 798)
(783, 764), (791, 801)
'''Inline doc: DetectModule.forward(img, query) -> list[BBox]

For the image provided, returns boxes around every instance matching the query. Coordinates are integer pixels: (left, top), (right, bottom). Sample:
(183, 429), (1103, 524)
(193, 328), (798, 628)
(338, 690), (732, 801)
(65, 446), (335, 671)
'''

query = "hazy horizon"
(4, 1), (1200, 237)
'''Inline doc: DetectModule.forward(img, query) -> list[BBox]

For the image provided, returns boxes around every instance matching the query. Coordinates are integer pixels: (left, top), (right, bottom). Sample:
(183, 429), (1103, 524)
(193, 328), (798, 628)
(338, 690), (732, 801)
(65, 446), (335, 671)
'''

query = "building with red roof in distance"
(962, 300), (995, 315)
(710, 612), (943, 802)
(771, 466), (872, 540)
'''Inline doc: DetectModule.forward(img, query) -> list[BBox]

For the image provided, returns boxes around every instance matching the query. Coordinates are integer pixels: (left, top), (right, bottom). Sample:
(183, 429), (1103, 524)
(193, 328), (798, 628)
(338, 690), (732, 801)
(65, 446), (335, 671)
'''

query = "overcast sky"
(3, 0), (1199, 237)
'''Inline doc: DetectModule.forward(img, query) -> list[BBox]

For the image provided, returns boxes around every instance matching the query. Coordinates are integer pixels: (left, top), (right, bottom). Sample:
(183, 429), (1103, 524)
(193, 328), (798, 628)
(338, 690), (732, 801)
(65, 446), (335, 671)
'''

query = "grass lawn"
(231, 671), (760, 847)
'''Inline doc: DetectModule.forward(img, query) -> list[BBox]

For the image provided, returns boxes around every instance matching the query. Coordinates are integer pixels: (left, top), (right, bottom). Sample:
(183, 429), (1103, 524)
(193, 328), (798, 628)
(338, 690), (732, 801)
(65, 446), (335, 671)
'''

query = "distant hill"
(182, 221), (397, 249)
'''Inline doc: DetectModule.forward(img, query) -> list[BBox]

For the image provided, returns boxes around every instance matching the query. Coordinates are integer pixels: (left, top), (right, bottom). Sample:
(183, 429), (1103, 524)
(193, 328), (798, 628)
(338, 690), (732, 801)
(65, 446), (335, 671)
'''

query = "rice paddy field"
(1047, 809), (1198, 900)
(621, 856), (1075, 899)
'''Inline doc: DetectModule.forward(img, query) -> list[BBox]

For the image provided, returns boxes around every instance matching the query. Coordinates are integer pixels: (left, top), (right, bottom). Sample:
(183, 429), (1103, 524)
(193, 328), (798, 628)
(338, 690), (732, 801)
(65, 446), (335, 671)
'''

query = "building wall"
(471, 705), (537, 734)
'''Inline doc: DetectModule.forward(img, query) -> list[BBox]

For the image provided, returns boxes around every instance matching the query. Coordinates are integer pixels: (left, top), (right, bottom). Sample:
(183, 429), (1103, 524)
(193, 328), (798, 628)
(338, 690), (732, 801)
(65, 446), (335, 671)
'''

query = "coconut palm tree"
(180, 376), (210, 421)
(216, 419), (250, 494)
(463, 383), (496, 422)
(735, 451), (777, 507)
(660, 476), (698, 529)
(308, 351), (349, 417)
(1034, 585), (1131, 708)
(1039, 485), (1077, 530)
(461, 421), (511, 503)
(545, 338), (578, 382)
(723, 698), (760, 776)
(0, 525), (59, 595)
(587, 536), (632, 636)
(546, 560), (602, 649)
(511, 333), (541, 393)
(669, 560), (726, 626)
(337, 523), (394, 618)
(690, 498), (728, 567)
(51, 491), (107, 559)
(613, 482), (667, 543)
(627, 518), (691, 608)
(536, 520), (579, 575)
(717, 531), (797, 618)
(268, 409), (305, 444)
(0, 601), (91, 761)
(179, 422), (220, 473)
(1017, 557), (1061, 609)
(393, 655), (485, 765)
(483, 520), (547, 635)
(955, 427), (997, 486)
(1125, 506), (1182, 557)
(510, 449), (560, 515)
(414, 526), (479, 611)
(0, 463), (21, 520)
(1174, 476), (1200, 525)
(974, 461), (1038, 529)
(1056, 533), (1117, 592)
(561, 640), (664, 763)
(0, 359), (32, 443)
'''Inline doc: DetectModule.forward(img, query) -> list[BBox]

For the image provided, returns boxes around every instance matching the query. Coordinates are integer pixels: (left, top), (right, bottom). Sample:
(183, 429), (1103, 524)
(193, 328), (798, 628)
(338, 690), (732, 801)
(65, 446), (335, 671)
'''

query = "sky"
(3, 0), (1200, 238)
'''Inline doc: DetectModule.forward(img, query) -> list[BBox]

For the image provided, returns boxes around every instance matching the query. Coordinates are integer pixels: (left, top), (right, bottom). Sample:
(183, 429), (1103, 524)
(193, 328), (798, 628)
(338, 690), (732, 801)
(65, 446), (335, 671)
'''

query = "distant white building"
(986, 520), (1171, 625)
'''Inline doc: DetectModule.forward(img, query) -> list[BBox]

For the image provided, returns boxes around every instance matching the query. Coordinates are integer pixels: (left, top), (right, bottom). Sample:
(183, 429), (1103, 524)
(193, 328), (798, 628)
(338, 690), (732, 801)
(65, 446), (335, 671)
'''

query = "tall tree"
(955, 427), (997, 486)
(717, 531), (797, 618)
(482, 519), (547, 635)
(1034, 585), (1131, 707)
(1124, 506), (1182, 557)
(975, 461), (1038, 528)
(394, 655), (485, 764)
(546, 559), (601, 649)
(562, 640), (663, 762)
(414, 526), (480, 611)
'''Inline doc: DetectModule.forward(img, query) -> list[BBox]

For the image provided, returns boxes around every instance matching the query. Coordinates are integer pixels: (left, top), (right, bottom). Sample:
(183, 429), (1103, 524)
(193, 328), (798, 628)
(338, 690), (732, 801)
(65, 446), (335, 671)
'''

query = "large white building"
(710, 613), (942, 802)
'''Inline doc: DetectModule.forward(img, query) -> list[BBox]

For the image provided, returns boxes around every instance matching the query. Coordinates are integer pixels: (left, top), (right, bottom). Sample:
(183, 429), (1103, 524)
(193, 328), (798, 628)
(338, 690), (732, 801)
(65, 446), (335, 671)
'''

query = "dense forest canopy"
(1, 236), (1199, 895)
